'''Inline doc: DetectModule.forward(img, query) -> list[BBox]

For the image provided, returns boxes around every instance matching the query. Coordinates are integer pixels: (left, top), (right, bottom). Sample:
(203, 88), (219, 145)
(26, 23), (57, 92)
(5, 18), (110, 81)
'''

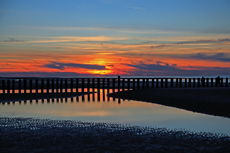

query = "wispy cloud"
(4, 38), (24, 42)
(43, 62), (106, 70)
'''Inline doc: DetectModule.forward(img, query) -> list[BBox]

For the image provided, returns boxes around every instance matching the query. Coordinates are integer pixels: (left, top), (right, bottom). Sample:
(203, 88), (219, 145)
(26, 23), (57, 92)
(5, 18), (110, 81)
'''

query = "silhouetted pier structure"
(0, 76), (229, 94)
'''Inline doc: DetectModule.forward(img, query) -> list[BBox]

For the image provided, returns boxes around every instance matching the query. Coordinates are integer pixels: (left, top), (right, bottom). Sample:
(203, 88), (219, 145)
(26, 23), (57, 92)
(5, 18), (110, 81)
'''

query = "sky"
(0, 0), (230, 77)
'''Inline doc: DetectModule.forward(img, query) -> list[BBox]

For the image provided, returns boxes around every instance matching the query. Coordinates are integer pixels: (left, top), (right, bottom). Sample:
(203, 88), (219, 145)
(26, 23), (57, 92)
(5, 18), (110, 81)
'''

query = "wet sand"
(1, 117), (230, 153)
(109, 87), (230, 118)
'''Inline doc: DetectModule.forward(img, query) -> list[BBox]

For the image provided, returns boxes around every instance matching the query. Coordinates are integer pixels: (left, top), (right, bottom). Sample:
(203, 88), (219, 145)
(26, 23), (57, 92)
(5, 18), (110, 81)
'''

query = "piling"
(102, 78), (105, 90)
(176, 78), (178, 88)
(193, 78), (196, 87)
(206, 78), (209, 87)
(107, 78), (109, 91)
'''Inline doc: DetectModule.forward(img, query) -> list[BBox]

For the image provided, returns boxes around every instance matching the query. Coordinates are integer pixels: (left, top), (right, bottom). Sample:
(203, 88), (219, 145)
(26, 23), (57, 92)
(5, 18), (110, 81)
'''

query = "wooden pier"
(0, 76), (229, 94)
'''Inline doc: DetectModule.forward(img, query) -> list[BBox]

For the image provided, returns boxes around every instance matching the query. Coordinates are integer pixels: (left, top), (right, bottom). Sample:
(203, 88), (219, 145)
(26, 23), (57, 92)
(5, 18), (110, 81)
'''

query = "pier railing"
(0, 76), (229, 94)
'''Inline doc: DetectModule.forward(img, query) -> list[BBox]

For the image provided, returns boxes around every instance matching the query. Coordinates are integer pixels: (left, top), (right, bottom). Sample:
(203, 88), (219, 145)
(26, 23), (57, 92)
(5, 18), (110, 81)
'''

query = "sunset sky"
(0, 0), (230, 77)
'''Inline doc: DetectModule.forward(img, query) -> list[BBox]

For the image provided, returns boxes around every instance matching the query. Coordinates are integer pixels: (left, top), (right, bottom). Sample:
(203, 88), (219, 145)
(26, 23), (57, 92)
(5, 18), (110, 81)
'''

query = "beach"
(109, 87), (230, 118)
(1, 117), (230, 153)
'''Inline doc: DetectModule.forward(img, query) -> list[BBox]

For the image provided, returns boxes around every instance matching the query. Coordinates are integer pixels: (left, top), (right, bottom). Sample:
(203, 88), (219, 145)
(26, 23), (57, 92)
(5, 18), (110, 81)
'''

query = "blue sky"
(0, 0), (230, 76)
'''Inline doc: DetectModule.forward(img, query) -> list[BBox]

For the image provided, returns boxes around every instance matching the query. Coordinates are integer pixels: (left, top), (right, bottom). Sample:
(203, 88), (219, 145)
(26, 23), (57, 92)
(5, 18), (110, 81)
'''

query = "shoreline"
(109, 87), (230, 118)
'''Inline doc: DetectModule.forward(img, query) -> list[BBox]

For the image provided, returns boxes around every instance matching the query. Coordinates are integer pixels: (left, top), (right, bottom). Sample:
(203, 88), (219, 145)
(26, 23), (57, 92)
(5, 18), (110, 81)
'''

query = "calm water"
(0, 89), (230, 135)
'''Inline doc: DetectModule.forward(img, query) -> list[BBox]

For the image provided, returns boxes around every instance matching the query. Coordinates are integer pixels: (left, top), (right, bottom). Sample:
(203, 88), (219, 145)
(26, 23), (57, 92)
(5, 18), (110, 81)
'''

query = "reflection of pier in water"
(0, 89), (119, 105)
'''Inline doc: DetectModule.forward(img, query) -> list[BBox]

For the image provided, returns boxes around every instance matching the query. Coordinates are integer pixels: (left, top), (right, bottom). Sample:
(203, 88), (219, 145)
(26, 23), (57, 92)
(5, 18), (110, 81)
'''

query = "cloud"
(176, 38), (230, 44)
(4, 38), (24, 42)
(190, 53), (230, 62)
(0, 72), (91, 77)
(43, 62), (106, 70)
(126, 62), (230, 76)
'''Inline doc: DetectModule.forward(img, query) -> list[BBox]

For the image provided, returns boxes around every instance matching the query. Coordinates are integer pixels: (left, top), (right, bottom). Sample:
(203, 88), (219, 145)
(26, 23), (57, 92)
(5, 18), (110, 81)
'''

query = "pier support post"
(82, 79), (85, 93)
(171, 78), (173, 88)
(118, 76), (120, 91)
(47, 79), (50, 93)
(24, 79), (27, 93)
(156, 78), (159, 88)
(146, 79), (149, 88)
(76, 79), (79, 92)
(36, 79), (38, 93)
(12, 80), (15, 94)
(30, 79), (33, 93)
(152, 78), (155, 88)
(226, 77), (228, 87)
(7, 80), (10, 94)
(189, 78), (191, 87)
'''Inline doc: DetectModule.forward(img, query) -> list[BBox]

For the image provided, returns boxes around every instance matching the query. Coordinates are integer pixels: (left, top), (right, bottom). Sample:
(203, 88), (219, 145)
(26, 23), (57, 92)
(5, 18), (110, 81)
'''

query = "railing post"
(161, 78), (164, 88)
(52, 79), (55, 93)
(107, 78), (109, 91)
(226, 77), (228, 87)
(133, 79), (135, 90)
(12, 79), (15, 94)
(87, 78), (90, 92)
(142, 78), (145, 89)
(152, 78), (155, 88)
(36, 79), (38, 93)
(65, 79), (68, 93)
(206, 78), (209, 87)
(76, 79), (79, 92)
(82, 78), (85, 92)
(122, 78), (125, 91)
(221, 78), (223, 87)
(24, 79), (27, 93)
(7, 80), (10, 94)
(97, 78), (100, 92)
(103, 78), (105, 90)
(197, 78), (200, 87)
(60, 79), (63, 93)
(127, 78), (130, 90)
(47, 79), (50, 93)
(193, 78), (196, 87)
(92, 78), (95, 92)
(165, 78), (168, 88)
(184, 78), (187, 88)
(176, 78), (178, 88)
(112, 78), (115, 92)
(41, 79), (44, 93)
(56, 79), (59, 93)
(146, 78), (149, 88)
(156, 78), (159, 88)
(118, 76), (120, 91)
(137, 78), (140, 89)
(189, 78), (191, 87)
(179, 78), (182, 88)
(171, 78), (173, 88)
(30, 79), (33, 93)
(211, 78), (213, 87)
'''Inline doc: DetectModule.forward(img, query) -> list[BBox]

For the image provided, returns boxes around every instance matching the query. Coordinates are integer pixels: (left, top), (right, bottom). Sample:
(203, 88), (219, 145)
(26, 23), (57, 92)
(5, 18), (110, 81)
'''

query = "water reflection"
(0, 89), (230, 135)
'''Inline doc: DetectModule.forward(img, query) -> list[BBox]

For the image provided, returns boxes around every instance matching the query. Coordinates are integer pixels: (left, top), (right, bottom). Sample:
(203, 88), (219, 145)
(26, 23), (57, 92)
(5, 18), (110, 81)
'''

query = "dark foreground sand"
(109, 88), (230, 118)
(0, 117), (230, 153)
